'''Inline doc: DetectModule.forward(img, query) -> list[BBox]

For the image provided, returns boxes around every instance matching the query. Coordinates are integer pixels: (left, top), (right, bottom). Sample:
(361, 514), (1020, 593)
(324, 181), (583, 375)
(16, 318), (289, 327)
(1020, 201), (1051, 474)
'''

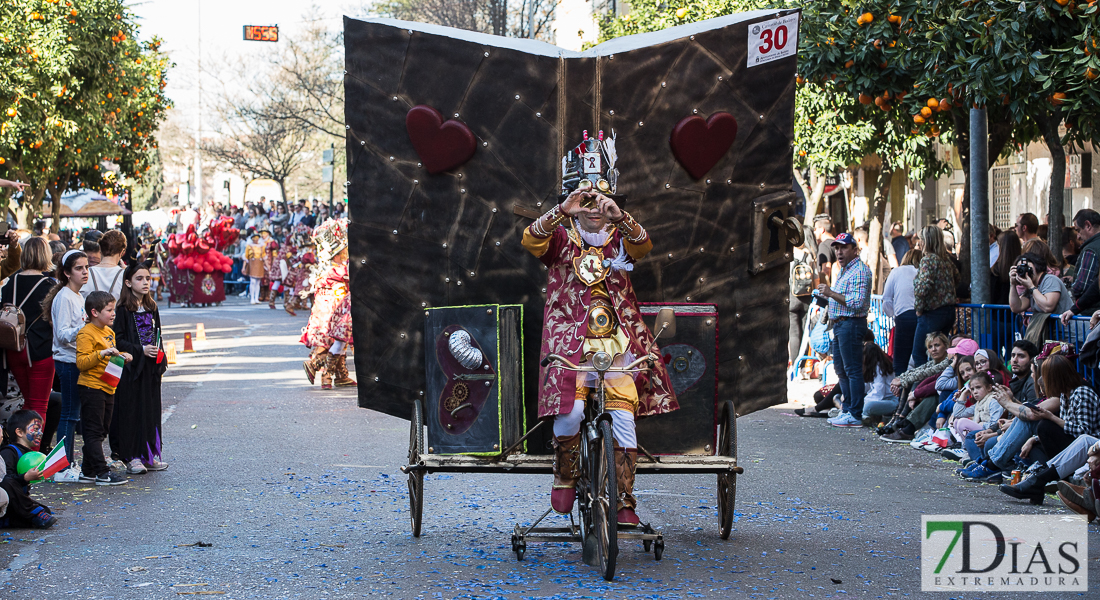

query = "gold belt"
(586, 298), (617, 338)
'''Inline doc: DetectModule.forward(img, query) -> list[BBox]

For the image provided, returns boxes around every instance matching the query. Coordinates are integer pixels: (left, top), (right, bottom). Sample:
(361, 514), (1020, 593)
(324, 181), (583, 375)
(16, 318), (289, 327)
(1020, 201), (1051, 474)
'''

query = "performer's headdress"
(561, 129), (622, 205)
(313, 218), (348, 261)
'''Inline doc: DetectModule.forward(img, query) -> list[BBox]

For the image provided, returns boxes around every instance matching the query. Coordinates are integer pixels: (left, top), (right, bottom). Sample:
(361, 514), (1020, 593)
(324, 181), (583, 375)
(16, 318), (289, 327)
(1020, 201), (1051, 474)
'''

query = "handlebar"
(542, 353), (659, 373)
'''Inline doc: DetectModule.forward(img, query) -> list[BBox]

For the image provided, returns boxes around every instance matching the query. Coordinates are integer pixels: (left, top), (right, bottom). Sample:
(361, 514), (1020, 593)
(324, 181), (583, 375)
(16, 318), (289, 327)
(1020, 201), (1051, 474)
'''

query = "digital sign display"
(243, 25), (279, 42)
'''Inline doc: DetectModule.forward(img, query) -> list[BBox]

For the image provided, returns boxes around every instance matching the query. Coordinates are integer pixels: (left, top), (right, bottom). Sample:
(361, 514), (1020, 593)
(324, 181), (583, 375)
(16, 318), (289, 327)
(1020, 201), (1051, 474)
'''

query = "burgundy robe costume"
(524, 221), (678, 419)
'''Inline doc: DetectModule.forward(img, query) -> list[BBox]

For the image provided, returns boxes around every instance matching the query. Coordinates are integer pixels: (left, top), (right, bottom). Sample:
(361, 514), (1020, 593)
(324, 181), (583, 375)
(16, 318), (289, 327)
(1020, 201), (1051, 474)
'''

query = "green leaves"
(0, 0), (172, 219)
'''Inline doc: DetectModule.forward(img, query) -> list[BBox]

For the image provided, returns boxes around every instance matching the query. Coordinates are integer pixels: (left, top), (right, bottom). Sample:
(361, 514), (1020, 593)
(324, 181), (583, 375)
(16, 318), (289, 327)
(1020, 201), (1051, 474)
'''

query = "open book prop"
(344, 11), (801, 435)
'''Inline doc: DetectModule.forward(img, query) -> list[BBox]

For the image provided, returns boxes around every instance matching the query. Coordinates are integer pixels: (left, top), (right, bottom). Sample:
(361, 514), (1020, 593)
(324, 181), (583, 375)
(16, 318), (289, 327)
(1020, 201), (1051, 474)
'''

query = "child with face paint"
(0, 409), (57, 528)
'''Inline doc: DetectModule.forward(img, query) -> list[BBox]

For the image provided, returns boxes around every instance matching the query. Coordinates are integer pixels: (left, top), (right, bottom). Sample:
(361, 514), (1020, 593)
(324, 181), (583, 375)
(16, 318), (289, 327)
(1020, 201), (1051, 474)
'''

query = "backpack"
(790, 249), (816, 297)
(0, 275), (49, 352)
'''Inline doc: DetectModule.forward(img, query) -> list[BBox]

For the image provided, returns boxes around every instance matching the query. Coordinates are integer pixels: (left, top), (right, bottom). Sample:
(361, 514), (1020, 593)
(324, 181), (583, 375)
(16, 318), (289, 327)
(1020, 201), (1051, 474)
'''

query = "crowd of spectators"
(791, 210), (1100, 520)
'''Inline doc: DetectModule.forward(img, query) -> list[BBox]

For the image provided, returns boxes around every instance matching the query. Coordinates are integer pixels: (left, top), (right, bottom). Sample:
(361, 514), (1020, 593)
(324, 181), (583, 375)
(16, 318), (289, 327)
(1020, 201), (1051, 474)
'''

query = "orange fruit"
(927, 98), (939, 109)
(675, 7), (688, 19)
(4, 108), (15, 117)
(939, 98), (951, 110)
(1051, 92), (1067, 105)
(862, 12), (874, 23)
(1087, 69), (1098, 80)
(873, 39), (882, 49)
(879, 103), (891, 112)
(914, 115), (925, 124)
(1055, 0), (1069, 5)
(874, 96), (885, 107)
(920, 106), (933, 118)
(845, 60), (855, 68)
(859, 93), (873, 104)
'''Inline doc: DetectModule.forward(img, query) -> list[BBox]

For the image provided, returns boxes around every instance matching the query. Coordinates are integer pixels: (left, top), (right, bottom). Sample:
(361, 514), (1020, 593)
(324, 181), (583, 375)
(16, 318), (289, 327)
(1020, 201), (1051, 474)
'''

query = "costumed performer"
(521, 130), (677, 527)
(244, 231), (265, 305)
(300, 218), (355, 390)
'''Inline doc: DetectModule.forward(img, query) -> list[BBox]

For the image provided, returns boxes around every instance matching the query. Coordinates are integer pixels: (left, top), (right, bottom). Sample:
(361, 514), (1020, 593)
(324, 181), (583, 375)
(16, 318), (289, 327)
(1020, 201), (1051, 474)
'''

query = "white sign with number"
(747, 14), (799, 68)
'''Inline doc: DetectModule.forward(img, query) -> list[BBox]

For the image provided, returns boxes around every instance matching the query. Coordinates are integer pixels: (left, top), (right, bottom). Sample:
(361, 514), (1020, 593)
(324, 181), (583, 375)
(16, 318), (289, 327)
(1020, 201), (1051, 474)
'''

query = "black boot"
(999, 465), (1059, 505)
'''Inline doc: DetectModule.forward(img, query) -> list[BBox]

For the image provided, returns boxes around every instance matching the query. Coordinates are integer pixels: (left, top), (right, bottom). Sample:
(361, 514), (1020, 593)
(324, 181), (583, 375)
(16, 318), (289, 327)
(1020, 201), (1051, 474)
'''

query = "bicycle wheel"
(408, 399), (425, 538)
(591, 419), (618, 581)
(717, 400), (737, 540)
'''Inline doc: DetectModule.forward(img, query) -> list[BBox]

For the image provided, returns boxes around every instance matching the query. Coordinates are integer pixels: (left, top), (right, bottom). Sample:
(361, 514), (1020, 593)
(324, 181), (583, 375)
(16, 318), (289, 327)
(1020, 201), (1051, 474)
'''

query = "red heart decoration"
(669, 112), (738, 179)
(405, 105), (477, 174)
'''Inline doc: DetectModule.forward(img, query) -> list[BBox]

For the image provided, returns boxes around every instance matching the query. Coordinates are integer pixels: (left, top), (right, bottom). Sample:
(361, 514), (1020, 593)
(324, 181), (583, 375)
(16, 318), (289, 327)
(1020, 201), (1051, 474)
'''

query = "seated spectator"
(881, 334), (969, 442)
(935, 356), (976, 430)
(962, 354), (1100, 485)
(1007, 340), (1040, 403)
(952, 371), (999, 439)
(1056, 439), (1100, 520)
(796, 384), (839, 418)
(860, 340), (898, 424)
(1008, 251), (1072, 315)
(1001, 434), (1098, 504)
(973, 349), (1010, 386)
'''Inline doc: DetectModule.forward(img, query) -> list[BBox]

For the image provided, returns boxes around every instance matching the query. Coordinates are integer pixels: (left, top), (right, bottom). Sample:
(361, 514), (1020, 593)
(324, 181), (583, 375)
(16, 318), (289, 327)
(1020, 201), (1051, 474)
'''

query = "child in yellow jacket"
(76, 291), (132, 486)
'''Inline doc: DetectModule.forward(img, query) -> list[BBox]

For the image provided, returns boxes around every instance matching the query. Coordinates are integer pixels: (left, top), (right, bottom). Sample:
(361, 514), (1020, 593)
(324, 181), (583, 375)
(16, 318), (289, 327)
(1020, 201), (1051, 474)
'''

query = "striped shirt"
(828, 257), (872, 319)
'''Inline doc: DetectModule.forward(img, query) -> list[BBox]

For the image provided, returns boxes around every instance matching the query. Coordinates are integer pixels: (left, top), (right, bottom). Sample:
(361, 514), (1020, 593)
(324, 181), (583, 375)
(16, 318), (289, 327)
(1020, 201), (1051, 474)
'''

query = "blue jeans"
(963, 430), (991, 462)
(830, 319), (866, 419)
(891, 310), (917, 376)
(988, 417), (1040, 469)
(911, 305), (957, 366)
(54, 360), (81, 466)
(863, 394), (899, 417)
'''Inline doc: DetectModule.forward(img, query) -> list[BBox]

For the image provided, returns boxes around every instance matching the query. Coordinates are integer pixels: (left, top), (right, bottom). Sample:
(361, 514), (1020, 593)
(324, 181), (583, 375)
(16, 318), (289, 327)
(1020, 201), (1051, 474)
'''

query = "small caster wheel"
(515, 542), (526, 561)
(654, 539), (664, 561)
(644, 539), (652, 552)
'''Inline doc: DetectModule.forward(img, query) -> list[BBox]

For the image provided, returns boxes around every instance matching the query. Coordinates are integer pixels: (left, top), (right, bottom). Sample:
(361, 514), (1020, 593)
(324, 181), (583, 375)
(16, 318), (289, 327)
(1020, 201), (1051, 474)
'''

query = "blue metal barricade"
(806, 297), (1096, 387)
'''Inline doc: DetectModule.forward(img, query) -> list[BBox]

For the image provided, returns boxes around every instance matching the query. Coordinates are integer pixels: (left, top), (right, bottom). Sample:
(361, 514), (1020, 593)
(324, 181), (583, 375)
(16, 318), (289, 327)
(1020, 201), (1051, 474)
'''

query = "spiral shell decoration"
(448, 329), (483, 370)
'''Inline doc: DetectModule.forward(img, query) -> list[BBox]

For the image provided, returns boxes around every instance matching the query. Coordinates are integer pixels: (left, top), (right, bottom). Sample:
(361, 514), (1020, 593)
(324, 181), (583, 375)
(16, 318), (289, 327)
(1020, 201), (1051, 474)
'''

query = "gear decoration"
(443, 382), (470, 412)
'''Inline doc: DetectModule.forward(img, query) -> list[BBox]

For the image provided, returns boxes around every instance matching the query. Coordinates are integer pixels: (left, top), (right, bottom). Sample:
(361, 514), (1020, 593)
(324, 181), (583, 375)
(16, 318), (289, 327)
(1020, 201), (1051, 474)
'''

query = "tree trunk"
(276, 178), (288, 205)
(1035, 109), (1066, 263)
(866, 168), (893, 292)
(793, 165), (828, 218)
(46, 173), (71, 234)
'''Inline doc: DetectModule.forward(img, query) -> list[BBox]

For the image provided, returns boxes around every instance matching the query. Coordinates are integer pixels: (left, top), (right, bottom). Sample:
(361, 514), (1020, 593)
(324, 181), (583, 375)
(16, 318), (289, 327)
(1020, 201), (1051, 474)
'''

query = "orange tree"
(600, 0), (943, 285)
(799, 0), (1100, 273)
(0, 0), (171, 229)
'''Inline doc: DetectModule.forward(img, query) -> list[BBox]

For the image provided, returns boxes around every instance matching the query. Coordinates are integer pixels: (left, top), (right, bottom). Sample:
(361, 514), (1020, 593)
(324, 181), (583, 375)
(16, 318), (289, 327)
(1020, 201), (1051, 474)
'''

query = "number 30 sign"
(747, 14), (799, 68)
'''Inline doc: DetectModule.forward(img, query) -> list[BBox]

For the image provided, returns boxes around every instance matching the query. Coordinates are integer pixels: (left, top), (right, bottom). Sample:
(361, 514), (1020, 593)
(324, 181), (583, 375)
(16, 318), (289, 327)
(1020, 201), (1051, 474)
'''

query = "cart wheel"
(408, 399), (425, 538)
(511, 535), (525, 560)
(654, 538), (664, 561)
(644, 539), (652, 553)
(591, 419), (618, 581)
(717, 400), (737, 540)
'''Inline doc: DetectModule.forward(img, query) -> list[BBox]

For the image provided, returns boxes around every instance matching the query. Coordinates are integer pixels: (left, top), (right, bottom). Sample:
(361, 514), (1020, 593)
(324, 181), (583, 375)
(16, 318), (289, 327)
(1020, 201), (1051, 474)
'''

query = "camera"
(1015, 258), (1032, 279)
(811, 289), (829, 307)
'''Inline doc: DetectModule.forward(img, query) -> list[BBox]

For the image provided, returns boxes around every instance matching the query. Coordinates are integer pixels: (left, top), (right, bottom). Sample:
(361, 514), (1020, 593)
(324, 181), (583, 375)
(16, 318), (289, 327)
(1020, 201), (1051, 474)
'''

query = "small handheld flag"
(100, 355), (125, 387)
(156, 331), (165, 364)
(38, 439), (70, 479)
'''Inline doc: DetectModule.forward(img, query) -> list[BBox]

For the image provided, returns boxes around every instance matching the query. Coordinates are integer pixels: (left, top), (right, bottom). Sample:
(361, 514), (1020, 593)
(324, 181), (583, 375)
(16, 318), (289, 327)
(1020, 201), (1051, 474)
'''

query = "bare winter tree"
(203, 95), (313, 204)
(366, 0), (559, 40)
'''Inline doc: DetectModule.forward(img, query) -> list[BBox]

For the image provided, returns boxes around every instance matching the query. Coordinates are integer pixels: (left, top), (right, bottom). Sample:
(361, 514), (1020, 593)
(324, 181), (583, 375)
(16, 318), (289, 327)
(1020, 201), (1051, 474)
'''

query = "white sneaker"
(143, 459), (169, 471)
(107, 459), (126, 471)
(826, 412), (850, 425)
(52, 465), (81, 483)
(827, 408), (841, 419)
(126, 459), (147, 474)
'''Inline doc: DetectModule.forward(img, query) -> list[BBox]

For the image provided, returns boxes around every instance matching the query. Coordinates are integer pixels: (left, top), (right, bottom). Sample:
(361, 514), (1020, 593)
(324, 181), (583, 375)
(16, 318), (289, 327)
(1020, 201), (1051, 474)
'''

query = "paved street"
(0, 299), (1096, 599)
